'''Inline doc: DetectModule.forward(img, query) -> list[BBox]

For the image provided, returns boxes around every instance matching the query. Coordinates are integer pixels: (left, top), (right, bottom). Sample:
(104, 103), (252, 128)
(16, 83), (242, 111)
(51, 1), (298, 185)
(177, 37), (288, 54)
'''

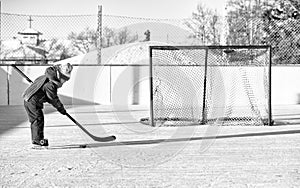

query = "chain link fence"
(0, 1), (300, 65)
(0, 12), (100, 64)
(0, 8), (201, 64)
(225, 15), (300, 65)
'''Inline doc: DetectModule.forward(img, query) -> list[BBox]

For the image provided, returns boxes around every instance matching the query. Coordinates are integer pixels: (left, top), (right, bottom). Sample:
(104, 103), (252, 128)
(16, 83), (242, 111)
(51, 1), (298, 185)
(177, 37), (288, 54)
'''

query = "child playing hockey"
(23, 63), (73, 147)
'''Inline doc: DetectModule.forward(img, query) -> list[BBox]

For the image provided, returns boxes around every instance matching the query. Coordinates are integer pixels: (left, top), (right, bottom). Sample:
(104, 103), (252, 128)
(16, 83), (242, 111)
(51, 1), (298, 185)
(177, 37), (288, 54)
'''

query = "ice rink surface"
(0, 104), (300, 187)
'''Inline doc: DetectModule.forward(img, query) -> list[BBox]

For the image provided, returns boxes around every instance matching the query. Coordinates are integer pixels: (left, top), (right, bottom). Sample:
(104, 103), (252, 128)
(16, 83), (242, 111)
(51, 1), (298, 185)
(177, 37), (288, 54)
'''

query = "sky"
(1, 0), (226, 18)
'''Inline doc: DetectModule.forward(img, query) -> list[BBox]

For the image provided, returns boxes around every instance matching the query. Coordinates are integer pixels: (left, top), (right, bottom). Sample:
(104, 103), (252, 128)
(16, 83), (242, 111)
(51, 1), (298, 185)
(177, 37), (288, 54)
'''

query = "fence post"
(201, 48), (209, 124)
(7, 66), (9, 105)
(268, 46), (272, 125)
(0, 2), (5, 105)
(97, 5), (102, 64)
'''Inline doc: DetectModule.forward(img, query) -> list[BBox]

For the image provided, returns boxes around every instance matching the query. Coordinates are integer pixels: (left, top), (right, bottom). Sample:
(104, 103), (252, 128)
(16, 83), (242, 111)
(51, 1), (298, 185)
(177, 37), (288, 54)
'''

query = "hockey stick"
(66, 113), (116, 142)
(12, 65), (116, 142)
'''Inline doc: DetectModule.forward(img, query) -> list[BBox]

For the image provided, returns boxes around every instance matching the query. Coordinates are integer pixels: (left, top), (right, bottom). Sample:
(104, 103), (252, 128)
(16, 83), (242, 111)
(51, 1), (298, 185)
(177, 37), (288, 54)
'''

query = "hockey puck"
(80, 144), (87, 148)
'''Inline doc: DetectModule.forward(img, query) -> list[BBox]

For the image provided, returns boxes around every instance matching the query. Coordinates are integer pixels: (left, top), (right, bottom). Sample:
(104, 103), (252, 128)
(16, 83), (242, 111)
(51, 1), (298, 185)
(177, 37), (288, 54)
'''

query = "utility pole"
(97, 5), (102, 64)
(249, 0), (253, 45)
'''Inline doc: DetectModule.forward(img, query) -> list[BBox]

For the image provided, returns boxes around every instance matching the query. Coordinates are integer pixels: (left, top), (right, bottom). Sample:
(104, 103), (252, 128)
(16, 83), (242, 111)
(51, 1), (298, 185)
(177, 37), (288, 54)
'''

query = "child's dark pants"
(24, 100), (44, 142)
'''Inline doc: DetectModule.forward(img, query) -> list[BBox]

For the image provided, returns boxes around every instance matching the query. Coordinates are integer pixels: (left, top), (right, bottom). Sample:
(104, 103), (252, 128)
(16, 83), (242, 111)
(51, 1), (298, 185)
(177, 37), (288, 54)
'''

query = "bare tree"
(67, 27), (97, 53)
(114, 27), (138, 45)
(261, 0), (300, 64)
(226, 0), (271, 45)
(102, 27), (115, 47)
(39, 38), (71, 61)
(185, 3), (221, 45)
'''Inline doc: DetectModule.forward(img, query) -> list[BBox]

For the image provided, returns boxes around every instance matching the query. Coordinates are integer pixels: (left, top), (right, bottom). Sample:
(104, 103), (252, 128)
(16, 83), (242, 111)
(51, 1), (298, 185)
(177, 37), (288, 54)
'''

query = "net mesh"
(142, 46), (271, 126)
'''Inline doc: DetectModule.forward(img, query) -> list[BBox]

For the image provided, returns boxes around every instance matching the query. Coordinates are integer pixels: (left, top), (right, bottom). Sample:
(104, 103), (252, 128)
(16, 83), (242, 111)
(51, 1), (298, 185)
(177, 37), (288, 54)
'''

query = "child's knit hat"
(56, 63), (73, 81)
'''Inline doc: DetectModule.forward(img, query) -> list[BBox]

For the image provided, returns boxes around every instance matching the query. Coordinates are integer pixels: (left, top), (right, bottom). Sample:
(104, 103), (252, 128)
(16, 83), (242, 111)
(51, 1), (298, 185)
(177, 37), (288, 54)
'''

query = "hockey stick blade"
(66, 113), (116, 142)
(31, 144), (87, 150)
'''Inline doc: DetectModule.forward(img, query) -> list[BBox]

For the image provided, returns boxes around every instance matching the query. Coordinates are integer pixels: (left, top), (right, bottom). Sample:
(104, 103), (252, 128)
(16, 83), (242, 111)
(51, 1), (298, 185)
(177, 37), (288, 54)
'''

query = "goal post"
(143, 45), (272, 127)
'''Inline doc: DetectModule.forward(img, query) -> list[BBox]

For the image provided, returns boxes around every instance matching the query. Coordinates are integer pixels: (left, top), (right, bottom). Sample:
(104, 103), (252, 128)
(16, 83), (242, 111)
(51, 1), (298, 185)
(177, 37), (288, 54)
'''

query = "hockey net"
(141, 46), (272, 126)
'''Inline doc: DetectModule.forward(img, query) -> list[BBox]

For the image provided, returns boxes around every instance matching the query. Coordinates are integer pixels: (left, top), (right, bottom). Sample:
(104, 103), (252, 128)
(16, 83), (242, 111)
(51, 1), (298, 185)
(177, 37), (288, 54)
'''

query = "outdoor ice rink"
(1, 104), (300, 187)
(2, 0), (300, 187)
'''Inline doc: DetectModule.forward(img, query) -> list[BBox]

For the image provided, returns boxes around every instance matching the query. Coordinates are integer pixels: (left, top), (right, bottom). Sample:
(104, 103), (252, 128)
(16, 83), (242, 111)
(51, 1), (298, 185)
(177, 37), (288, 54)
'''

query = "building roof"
(18, 28), (42, 35)
(0, 44), (46, 60)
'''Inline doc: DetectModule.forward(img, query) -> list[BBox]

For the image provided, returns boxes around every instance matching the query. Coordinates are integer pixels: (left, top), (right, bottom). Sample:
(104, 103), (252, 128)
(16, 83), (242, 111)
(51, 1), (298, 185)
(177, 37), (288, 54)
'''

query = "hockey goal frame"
(148, 45), (272, 127)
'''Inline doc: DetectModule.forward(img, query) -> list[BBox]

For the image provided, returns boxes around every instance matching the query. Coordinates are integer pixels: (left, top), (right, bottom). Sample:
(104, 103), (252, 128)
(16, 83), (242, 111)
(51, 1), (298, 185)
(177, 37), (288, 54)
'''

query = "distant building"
(0, 16), (47, 63)
(18, 28), (42, 46)
(17, 16), (42, 46)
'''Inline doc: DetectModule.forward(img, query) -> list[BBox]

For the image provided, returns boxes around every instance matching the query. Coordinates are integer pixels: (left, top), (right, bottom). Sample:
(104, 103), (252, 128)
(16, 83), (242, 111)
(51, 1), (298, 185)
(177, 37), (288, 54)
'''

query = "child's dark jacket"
(23, 66), (66, 114)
